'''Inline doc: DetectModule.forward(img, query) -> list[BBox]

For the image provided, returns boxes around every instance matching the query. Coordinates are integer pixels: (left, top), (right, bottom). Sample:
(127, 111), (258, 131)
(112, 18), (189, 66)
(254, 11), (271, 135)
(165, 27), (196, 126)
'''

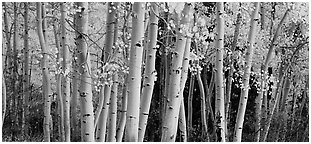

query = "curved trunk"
(178, 34), (192, 142)
(226, 10), (242, 141)
(256, 9), (290, 142)
(278, 77), (291, 141)
(95, 84), (112, 142)
(116, 76), (128, 142)
(36, 2), (52, 141)
(161, 3), (192, 142)
(53, 17), (65, 142)
(233, 2), (260, 142)
(187, 73), (194, 138)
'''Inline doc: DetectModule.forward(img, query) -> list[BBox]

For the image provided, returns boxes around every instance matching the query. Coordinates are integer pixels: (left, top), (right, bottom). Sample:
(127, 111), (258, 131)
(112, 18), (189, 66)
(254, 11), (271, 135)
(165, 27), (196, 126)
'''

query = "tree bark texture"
(215, 2), (227, 142)
(22, 2), (30, 140)
(75, 2), (95, 142)
(233, 2), (260, 142)
(161, 3), (192, 142)
(60, 2), (71, 141)
(36, 2), (52, 142)
(125, 2), (145, 142)
(138, 2), (159, 142)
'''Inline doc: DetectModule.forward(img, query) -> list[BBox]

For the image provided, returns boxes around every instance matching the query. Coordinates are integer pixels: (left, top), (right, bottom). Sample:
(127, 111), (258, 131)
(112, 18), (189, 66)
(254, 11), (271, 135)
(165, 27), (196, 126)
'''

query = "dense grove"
(1, 2), (309, 142)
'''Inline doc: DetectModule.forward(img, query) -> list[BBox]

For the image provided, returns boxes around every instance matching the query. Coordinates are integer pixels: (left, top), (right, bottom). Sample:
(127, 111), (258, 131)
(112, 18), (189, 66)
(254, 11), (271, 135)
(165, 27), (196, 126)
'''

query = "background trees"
(1, 2), (309, 142)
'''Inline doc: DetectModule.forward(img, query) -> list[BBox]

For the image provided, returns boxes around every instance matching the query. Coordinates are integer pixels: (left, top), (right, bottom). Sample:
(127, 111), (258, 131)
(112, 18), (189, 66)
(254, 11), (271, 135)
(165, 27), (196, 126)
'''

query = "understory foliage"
(1, 2), (309, 142)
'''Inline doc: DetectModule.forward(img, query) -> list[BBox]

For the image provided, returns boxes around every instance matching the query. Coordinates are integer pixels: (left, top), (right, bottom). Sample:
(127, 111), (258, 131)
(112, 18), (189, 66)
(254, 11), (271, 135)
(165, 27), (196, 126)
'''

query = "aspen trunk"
(215, 2), (227, 142)
(202, 66), (215, 141)
(71, 12), (80, 141)
(60, 2), (71, 141)
(278, 76), (291, 141)
(95, 84), (111, 142)
(178, 32), (192, 142)
(3, 4), (11, 127)
(125, 2), (145, 142)
(3, 2), (12, 72)
(116, 76), (128, 142)
(94, 2), (117, 127)
(107, 74), (118, 142)
(226, 10), (242, 141)
(262, 64), (286, 142)
(178, 100), (187, 142)
(256, 9), (290, 142)
(52, 19), (65, 142)
(138, 3), (159, 141)
(187, 73), (194, 138)
(2, 76), (6, 127)
(36, 2), (52, 142)
(197, 70), (208, 136)
(22, 2), (30, 140)
(102, 2), (117, 62)
(233, 2), (260, 142)
(75, 2), (95, 141)
(13, 3), (19, 136)
(94, 85), (105, 127)
(161, 3), (192, 142)
(260, 3), (265, 30)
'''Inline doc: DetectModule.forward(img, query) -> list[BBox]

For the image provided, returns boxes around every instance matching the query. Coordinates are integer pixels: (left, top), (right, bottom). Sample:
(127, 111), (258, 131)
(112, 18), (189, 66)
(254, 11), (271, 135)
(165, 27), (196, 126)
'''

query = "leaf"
(189, 51), (199, 61)
(168, 2), (184, 14)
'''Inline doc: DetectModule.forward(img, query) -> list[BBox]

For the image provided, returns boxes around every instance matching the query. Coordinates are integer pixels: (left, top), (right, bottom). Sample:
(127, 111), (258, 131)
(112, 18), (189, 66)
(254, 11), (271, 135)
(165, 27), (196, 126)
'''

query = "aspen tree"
(107, 3), (120, 142)
(233, 2), (259, 142)
(226, 10), (242, 141)
(95, 2), (118, 141)
(255, 9), (290, 142)
(278, 76), (291, 141)
(36, 2), (52, 141)
(3, 2), (12, 71)
(260, 3), (265, 30)
(138, 2), (159, 142)
(75, 2), (95, 141)
(60, 2), (70, 141)
(107, 74), (118, 142)
(116, 6), (131, 141)
(262, 44), (304, 141)
(13, 2), (19, 132)
(52, 16), (65, 142)
(178, 36), (192, 142)
(193, 32), (207, 137)
(71, 13), (79, 141)
(161, 3), (192, 142)
(178, 100), (187, 142)
(107, 4), (119, 141)
(116, 77), (128, 142)
(187, 74), (194, 136)
(2, 76), (6, 127)
(96, 84), (112, 142)
(215, 2), (226, 142)
(197, 69), (207, 135)
(22, 2), (29, 140)
(125, 2), (145, 142)
(102, 2), (117, 62)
